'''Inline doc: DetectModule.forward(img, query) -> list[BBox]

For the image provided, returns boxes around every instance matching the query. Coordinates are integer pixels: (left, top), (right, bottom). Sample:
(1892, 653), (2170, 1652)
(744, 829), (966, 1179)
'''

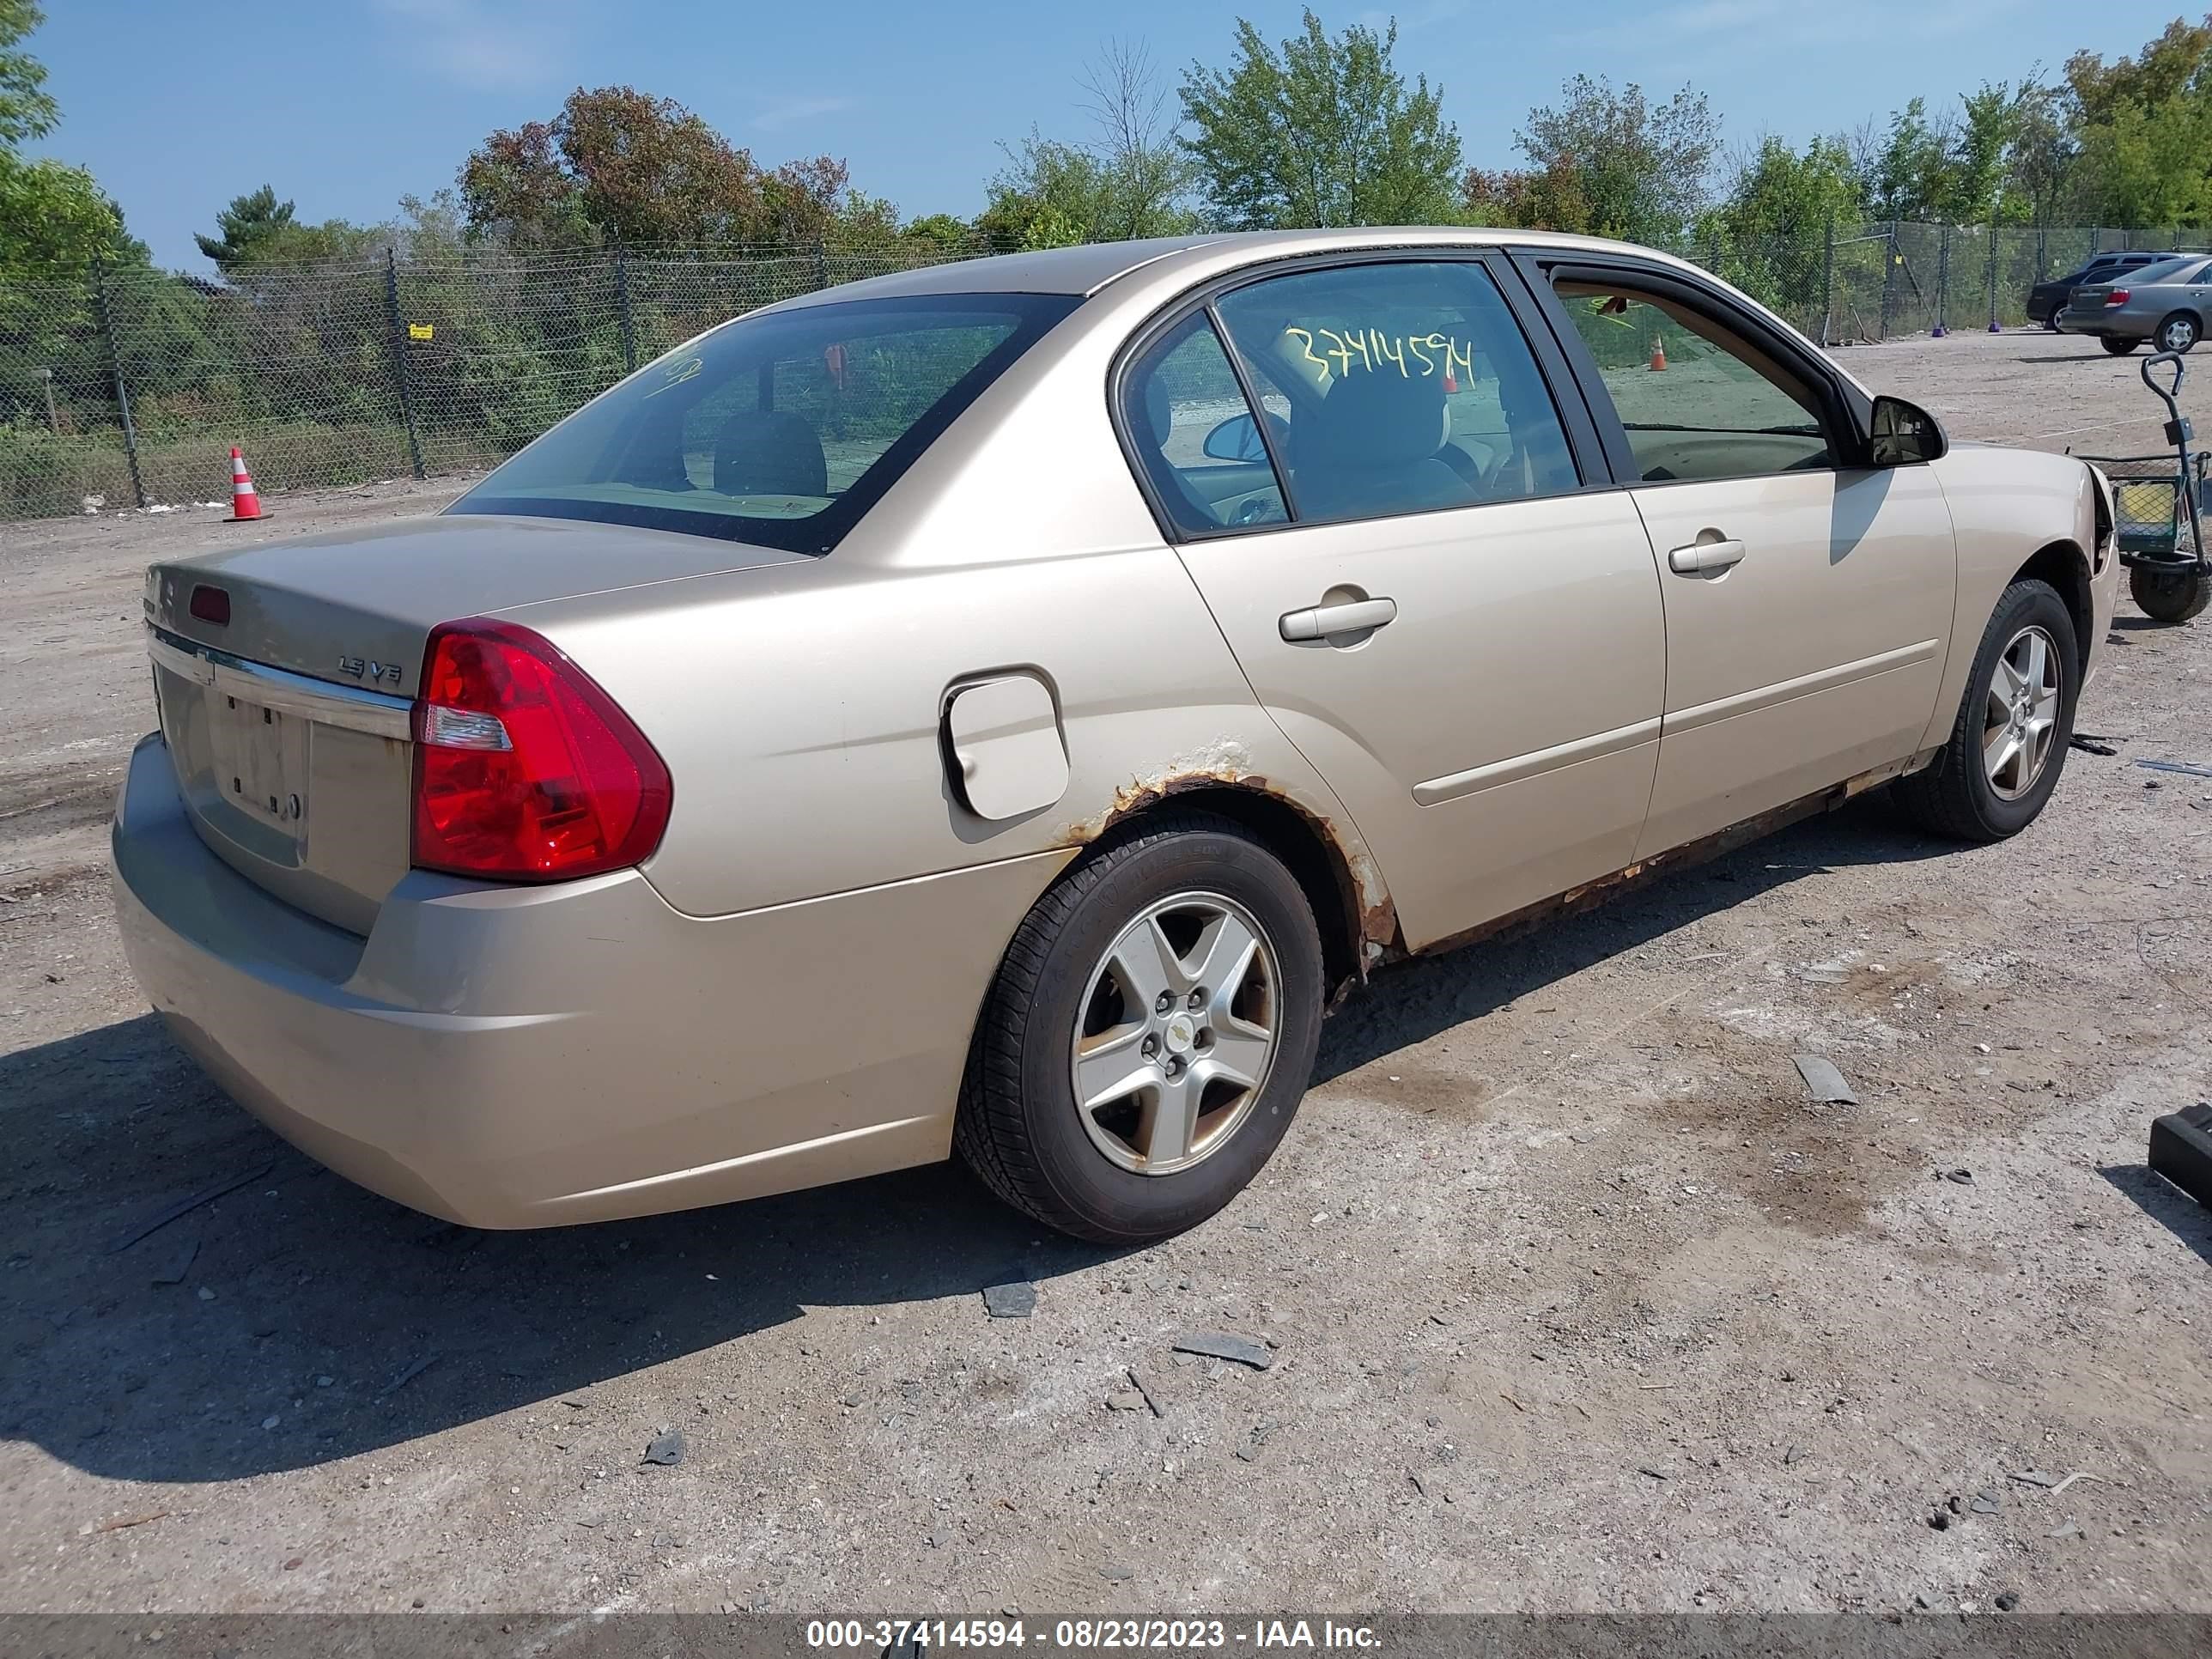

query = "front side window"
(452, 292), (1077, 553)
(1554, 280), (1833, 483)
(1212, 260), (1579, 527)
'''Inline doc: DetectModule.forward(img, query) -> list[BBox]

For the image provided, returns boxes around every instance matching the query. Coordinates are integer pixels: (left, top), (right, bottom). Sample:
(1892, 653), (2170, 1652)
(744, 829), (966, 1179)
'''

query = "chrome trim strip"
(1414, 716), (1662, 806)
(1662, 639), (1941, 738)
(561, 1113), (949, 1202)
(148, 627), (413, 741)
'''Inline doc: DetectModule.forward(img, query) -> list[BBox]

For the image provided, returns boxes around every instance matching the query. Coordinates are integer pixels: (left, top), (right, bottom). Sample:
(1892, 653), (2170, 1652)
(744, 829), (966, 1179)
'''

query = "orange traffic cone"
(1649, 336), (1668, 372)
(227, 447), (263, 521)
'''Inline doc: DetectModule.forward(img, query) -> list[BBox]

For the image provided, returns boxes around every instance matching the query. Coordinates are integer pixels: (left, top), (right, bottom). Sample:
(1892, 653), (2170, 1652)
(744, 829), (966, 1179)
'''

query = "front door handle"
(1668, 538), (1747, 574)
(1279, 596), (1398, 641)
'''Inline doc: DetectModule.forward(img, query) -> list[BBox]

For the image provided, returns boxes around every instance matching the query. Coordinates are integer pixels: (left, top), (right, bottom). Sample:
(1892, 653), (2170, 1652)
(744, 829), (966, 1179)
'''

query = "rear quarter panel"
(1919, 447), (2111, 750)
(501, 545), (1372, 921)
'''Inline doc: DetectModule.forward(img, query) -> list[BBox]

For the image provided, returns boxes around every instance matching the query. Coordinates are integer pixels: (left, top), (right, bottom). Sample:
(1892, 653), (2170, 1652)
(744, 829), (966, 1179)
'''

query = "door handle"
(1279, 596), (1398, 641)
(1668, 538), (1747, 574)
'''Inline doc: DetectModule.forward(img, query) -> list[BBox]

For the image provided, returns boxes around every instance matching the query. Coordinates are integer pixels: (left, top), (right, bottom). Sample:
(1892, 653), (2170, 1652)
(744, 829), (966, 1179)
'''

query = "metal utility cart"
(2082, 350), (2212, 624)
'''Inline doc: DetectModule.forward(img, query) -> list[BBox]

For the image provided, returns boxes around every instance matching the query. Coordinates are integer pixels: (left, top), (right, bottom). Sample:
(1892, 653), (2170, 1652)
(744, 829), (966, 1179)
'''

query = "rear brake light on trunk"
(2106, 289), (2130, 306)
(410, 618), (672, 882)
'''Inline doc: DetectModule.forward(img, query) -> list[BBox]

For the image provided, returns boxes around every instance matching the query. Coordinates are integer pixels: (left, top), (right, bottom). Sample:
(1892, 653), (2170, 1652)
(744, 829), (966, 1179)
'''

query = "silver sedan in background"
(2057, 252), (2212, 353)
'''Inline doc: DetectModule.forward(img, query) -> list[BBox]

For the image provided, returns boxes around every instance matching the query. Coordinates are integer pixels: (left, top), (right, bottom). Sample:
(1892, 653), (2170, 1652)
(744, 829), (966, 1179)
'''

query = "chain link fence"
(4, 222), (2206, 523)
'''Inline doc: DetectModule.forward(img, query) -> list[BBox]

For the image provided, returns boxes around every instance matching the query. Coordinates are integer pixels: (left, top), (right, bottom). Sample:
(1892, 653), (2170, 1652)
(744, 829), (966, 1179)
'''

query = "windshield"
(449, 292), (1078, 554)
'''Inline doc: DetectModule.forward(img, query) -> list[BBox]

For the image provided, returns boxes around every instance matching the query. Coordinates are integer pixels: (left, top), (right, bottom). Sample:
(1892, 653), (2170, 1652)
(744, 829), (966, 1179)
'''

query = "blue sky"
(25, 0), (2198, 270)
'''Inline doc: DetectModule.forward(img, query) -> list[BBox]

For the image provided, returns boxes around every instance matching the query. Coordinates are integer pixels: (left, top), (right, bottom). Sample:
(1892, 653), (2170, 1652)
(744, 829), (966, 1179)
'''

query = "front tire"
(1894, 578), (2079, 842)
(956, 810), (1325, 1244)
(2130, 563), (2212, 623)
(2159, 312), (2202, 354)
(2101, 336), (2142, 355)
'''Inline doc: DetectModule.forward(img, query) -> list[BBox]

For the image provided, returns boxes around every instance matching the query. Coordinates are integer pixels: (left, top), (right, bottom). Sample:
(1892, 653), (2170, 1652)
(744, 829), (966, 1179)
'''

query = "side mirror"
(1201, 410), (1287, 464)
(1869, 396), (1946, 466)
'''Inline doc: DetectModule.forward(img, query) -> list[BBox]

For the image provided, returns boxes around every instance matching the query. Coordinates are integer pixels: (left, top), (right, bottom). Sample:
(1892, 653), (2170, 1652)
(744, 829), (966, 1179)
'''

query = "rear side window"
(1121, 313), (1290, 535)
(452, 293), (1077, 553)
(1210, 260), (1580, 528)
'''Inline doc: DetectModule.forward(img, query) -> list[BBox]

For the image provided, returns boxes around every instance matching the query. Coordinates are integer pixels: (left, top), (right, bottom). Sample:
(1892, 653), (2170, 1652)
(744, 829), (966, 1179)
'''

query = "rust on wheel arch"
(1057, 748), (1399, 996)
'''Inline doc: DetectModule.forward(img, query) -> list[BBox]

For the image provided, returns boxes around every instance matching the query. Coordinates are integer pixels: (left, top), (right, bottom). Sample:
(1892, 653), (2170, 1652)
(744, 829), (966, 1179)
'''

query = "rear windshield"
(2112, 256), (2196, 284)
(448, 292), (1078, 553)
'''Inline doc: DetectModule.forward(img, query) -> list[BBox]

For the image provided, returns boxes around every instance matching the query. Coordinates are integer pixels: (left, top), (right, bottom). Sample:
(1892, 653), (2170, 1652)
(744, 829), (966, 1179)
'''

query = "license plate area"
(207, 693), (308, 840)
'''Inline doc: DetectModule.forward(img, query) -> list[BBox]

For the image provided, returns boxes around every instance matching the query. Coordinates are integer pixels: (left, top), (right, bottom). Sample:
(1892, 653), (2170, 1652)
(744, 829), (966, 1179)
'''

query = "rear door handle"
(1279, 597), (1398, 641)
(1668, 538), (1747, 574)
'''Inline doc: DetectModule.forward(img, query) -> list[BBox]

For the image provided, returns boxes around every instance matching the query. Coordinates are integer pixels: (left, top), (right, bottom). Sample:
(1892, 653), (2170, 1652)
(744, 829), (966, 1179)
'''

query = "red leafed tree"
(459, 86), (858, 248)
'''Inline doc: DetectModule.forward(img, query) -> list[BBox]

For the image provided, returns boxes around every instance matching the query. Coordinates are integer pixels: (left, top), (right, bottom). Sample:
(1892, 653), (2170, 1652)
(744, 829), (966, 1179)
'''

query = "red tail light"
(410, 618), (672, 882)
(2106, 289), (2130, 306)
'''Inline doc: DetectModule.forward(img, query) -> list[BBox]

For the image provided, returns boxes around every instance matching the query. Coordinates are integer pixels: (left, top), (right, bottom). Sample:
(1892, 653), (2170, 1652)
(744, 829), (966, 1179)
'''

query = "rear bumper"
(111, 734), (1066, 1227)
(2056, 310), (2130, 336)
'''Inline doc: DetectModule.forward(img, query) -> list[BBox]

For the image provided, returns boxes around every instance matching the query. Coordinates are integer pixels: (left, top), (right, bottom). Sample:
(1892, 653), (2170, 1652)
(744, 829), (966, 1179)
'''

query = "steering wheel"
(1231, 495), (1281, 526)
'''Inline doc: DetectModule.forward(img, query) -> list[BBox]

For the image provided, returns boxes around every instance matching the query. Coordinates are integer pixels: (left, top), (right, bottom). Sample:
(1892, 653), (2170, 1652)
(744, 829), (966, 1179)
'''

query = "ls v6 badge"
(337, 655), (404, 688)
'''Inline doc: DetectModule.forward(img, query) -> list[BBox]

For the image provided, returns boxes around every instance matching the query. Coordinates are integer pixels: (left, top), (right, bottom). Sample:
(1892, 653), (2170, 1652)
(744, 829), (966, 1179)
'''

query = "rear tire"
(955, 810), (1325, 1244)
(1894, 579), (2079, 842)
(2101, 336), (2142, 355)
(2158, 312), (2202, 354)
(2130, 563), (2212, 623)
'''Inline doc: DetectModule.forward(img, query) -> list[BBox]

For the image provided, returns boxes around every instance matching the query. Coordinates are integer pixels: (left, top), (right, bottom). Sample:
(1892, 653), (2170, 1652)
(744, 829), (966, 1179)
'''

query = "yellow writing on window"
(1290, 325), (1482, 384)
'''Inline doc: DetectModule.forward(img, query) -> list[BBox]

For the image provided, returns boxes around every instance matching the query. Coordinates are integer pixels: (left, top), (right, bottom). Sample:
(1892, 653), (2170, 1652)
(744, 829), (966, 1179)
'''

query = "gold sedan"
(112, 228), (2118, 1242)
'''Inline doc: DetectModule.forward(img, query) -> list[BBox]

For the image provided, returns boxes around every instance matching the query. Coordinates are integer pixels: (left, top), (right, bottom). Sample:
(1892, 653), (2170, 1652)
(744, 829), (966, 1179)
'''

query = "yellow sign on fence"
(408, 323), (434, 341)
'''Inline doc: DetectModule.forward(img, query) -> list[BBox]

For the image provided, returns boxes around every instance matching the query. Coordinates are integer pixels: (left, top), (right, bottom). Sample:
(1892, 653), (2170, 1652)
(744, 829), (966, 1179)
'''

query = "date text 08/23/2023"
(805, 1618), (1382, 1650)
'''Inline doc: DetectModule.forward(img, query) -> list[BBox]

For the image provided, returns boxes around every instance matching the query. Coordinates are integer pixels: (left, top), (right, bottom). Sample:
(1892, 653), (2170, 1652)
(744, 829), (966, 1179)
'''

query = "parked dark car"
(2027, 251), (2179, 327)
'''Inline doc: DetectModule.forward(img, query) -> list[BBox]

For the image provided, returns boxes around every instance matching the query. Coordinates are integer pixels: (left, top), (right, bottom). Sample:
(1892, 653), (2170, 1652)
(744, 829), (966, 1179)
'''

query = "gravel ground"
(2, 329), (2208, 1620)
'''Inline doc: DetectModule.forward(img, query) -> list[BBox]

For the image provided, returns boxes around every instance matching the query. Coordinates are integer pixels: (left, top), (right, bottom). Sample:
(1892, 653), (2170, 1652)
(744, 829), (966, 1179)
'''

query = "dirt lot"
(2, 329), (2208, 1620)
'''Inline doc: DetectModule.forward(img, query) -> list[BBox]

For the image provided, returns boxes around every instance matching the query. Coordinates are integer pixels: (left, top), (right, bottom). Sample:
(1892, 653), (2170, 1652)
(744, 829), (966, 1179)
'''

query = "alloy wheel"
(2164, 316), (2199, 352)
(1982, 624), (2062, 800)
(1070, 891), (1280, 1176)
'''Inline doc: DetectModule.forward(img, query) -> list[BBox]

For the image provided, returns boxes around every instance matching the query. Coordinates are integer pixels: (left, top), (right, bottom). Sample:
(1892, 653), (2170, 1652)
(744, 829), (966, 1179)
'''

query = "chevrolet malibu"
(113, 228), (2118, 1243)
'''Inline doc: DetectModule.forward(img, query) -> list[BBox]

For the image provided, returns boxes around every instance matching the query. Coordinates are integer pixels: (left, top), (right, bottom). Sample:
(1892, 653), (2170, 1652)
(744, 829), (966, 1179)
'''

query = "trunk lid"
(144, 514), (802, 935)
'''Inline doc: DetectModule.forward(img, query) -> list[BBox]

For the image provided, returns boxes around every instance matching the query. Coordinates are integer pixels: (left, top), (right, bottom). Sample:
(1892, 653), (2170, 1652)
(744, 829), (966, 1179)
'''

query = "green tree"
(193, 185), (379, 271)
(0, 0), (128, 277)
(981, 41), (1196, 247)
(0, 154), (124, 275)
(1954, 82), (2024, 220)
(902, 212), (973, 252)
(2066, 17), (2212, 128)
(1694, 135), (1861, 321)
(977, 137), (1116, 247)
(1178, 9), (1461, 229)
(1710, 135), (1862, 236)
(2069, 96), (2212, 227)
(1507, 74), (1719, 245)
(2061, 20), (2212, 227)
(0, 0), (58, 147)
(1864, 96), (1962, 220)
(2004, 82), (2077, 225)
